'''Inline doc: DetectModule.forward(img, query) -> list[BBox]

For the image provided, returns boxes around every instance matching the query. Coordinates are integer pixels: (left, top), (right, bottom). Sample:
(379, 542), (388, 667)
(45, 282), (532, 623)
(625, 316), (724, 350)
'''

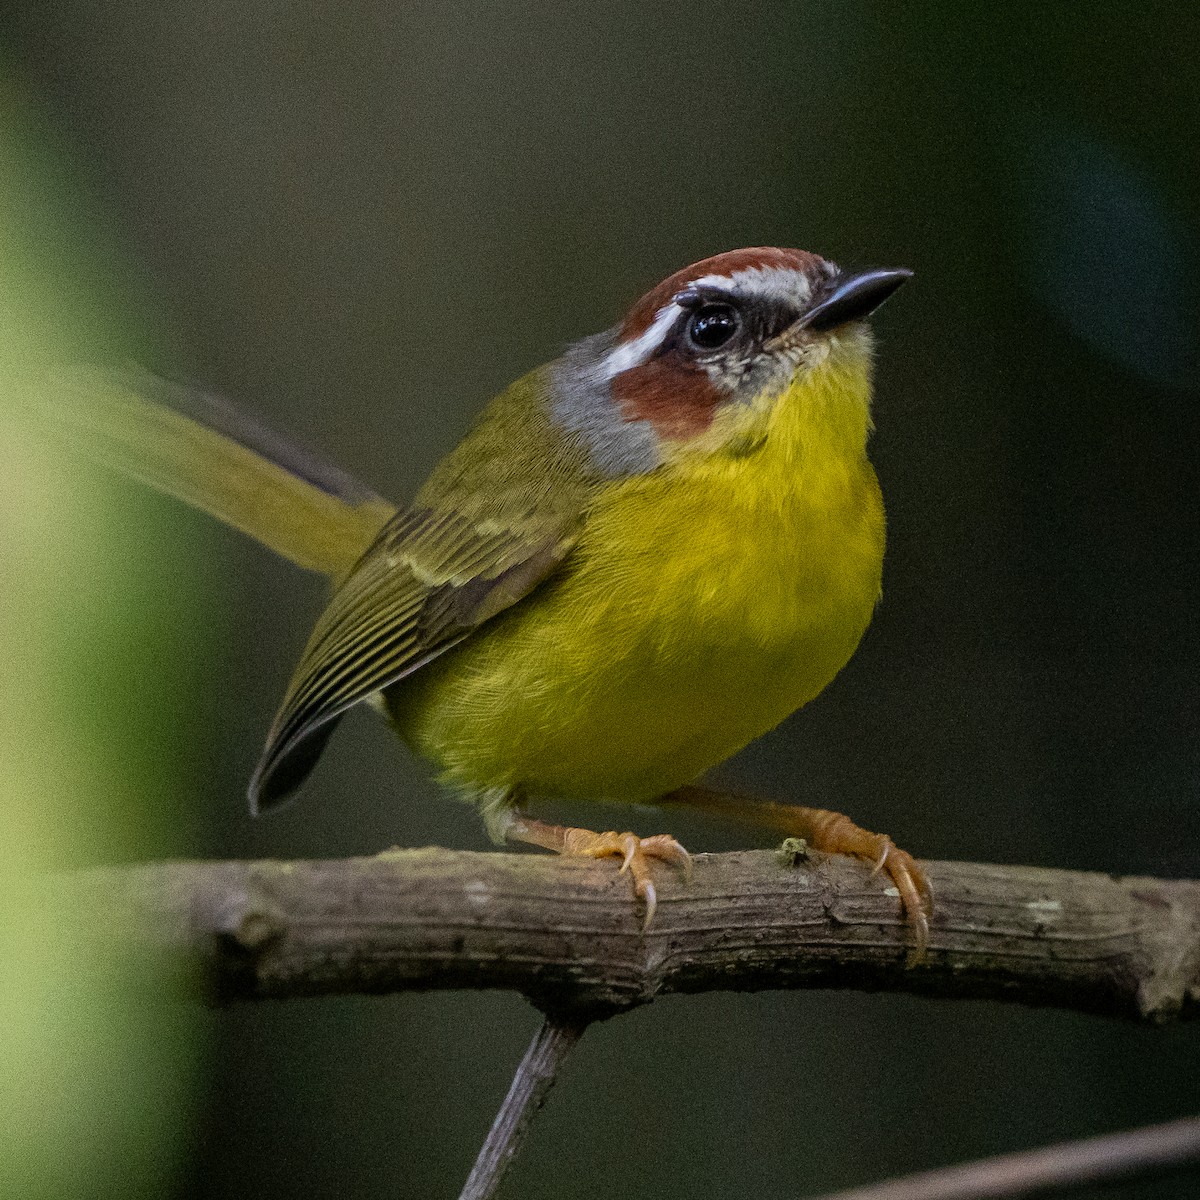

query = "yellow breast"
(389, 338), (885, 805)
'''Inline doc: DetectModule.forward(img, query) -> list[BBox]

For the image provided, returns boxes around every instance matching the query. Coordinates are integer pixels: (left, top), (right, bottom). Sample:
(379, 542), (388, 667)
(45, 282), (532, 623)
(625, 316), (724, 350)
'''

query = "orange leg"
(493, 810), (692, 929)
(660, 786), (933, 959)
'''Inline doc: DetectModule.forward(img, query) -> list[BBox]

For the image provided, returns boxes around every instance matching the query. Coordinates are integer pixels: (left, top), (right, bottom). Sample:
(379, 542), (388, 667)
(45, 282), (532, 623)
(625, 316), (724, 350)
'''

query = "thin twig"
(459, 1016), (588, 1200)
(806, 1114), (1200, 1200)
(60, 849), (1200, 1021)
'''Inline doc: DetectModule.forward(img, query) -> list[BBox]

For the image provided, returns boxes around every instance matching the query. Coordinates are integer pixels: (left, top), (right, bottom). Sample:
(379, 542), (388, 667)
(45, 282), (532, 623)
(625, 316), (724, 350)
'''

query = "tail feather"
(37, 367), (397, 578)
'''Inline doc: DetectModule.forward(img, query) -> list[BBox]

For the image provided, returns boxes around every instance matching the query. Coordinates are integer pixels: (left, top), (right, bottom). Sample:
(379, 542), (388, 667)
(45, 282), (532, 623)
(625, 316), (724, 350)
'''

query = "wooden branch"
(808, 1113), (1200, 1200)
(64, 848), (1200, 1022)
(459, 1016), (588, 1200)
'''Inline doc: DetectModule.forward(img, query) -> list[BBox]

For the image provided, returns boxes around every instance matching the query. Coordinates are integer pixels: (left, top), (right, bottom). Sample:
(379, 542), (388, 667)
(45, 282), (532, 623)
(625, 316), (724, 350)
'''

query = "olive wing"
(249, 505), (578, 810)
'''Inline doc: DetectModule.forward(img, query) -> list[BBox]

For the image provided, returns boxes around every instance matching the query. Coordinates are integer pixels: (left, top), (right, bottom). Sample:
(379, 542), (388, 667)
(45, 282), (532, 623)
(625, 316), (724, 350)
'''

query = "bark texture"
(65, 848), (1200, 1021)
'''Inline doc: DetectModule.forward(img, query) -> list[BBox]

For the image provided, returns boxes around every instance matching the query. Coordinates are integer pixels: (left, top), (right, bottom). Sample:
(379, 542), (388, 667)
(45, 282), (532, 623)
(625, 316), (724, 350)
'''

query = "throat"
(761, 354), (875, 474)
(665, 340), (876, 492)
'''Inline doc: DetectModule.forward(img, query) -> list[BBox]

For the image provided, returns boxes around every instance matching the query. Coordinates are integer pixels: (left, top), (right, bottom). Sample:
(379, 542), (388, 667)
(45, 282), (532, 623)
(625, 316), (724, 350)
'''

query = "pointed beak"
(799, 266), (913, 332)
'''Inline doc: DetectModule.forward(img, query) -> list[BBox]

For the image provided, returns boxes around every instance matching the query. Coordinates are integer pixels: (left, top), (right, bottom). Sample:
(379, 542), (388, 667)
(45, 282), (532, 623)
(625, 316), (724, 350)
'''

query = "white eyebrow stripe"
(688, 265), (815, 305)
(601, 301), (681, 379)
(600, 263), (823, 381)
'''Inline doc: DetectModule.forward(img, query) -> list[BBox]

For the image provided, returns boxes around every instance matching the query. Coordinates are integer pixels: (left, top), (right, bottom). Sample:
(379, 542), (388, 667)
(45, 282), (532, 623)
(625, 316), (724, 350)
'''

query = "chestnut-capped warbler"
(50, 247), (929, 951)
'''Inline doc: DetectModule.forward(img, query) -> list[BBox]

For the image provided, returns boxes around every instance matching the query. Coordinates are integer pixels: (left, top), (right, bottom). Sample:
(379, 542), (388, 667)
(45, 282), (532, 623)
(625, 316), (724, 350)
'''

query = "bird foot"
(797, 809), (933, 962)
(659, 788), (932, 961)
(498, 812), (691, 928)
(565, 828), (692, 927)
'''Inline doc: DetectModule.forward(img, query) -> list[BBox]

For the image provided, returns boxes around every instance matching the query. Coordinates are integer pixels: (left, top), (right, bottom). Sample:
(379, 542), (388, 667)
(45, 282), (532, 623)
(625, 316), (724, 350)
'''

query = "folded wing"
(250, 504), (578, 809)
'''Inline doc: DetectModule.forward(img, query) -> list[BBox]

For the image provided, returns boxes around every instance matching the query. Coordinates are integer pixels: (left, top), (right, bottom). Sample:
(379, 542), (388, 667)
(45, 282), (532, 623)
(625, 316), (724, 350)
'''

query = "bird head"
(553, 247), (910, 475)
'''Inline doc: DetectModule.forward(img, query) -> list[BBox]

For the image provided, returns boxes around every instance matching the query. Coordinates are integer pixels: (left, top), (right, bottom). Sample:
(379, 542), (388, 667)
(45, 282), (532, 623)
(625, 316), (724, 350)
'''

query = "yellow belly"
(386, 448), (885, 805)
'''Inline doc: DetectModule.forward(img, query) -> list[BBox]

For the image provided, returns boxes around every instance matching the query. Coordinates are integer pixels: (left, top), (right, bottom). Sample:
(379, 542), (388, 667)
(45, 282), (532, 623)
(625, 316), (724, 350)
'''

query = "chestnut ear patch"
(612, 353), (723, 441)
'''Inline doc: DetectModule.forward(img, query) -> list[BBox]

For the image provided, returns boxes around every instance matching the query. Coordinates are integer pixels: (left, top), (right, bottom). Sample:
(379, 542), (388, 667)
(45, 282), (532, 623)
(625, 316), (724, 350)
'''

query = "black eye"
(686, 303), (741, 351)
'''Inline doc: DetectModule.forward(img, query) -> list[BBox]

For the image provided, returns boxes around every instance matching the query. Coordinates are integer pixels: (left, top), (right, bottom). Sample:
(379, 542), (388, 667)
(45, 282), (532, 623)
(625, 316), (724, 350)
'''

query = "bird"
(49, 246), (930, 952)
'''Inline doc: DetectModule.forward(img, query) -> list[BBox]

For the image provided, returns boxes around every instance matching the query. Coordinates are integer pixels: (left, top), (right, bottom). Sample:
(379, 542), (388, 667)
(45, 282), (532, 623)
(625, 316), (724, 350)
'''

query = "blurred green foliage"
(0, 94), (201, 1198)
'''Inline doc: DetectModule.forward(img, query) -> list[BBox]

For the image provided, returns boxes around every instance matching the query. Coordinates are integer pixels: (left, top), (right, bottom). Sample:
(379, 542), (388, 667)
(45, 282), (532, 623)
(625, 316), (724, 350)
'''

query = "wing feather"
(250, 506), (579, 809)
(248, 364), (599, 810)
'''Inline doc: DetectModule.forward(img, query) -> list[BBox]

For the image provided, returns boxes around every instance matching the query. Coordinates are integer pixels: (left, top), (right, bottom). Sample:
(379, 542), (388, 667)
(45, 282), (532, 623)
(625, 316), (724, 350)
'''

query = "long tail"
(36, 367), (397, 578)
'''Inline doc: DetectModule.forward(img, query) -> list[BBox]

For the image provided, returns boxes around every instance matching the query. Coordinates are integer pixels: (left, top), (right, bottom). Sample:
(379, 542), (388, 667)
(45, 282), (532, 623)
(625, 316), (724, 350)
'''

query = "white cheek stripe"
(601, 301), (681, 379)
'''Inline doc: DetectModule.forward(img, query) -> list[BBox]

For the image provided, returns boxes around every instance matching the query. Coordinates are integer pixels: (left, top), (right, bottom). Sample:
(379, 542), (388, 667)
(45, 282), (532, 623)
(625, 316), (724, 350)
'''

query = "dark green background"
(3, 2), (1198, 1196)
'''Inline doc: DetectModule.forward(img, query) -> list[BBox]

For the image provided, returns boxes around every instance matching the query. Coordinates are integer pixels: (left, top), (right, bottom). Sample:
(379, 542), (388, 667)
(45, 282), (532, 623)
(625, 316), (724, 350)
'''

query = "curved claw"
(638, 880), (658, 929)
(618, 834), (639, 875)
(870, 841), (891, 878)
(641, 834), (692, 877)
(886, 849), (932, 963)
(880, 847), (933, 962)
